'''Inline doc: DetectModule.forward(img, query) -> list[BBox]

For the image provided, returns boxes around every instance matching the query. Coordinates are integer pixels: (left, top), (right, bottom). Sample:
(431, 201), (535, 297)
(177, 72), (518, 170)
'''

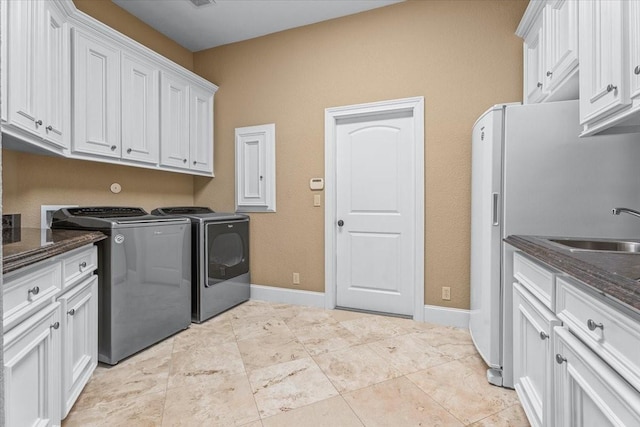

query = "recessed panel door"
(335, 110), (415, 316)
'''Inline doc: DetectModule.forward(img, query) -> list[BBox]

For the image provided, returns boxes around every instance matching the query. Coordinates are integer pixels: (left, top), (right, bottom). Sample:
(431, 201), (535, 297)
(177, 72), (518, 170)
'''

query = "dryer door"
(205, 220), (249, 287)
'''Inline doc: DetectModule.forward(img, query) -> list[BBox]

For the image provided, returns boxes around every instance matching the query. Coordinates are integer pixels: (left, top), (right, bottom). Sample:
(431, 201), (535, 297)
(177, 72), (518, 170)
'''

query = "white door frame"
(324, 96), (425, 321)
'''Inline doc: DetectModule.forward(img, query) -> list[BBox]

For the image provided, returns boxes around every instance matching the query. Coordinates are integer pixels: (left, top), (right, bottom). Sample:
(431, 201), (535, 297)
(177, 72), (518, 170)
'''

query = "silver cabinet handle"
(635, 65), (640, 75)
(607, 84), (617, 93)
(35, 119), (43, 126)
(546, 71), (553, 77)
(28, 286), (40, 296)
(536, 82), (543, 88)
(79, 261), (87, 271)
(183, 158), (187, 163)
(193, 161), (197, 165)
(587, 319), (603, 331)
(127, 148), (132, 154)
(50, 322), (60, 330)
(110, 145), (117, 151)
(68, 308), (76, 316)
(46, 125), (53, 131)
(555, 354), (567, 364)
(539, 331), (549, 340)
(337, 219), (344, 227)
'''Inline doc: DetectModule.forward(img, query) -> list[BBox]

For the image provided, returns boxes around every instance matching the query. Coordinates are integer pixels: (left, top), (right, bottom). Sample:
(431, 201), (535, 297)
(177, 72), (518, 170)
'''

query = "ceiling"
(112, 0), (403, 52)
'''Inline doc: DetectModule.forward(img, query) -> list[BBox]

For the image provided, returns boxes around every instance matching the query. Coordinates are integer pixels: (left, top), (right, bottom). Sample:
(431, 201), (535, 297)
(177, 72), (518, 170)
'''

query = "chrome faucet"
(612, 207), (640, 219)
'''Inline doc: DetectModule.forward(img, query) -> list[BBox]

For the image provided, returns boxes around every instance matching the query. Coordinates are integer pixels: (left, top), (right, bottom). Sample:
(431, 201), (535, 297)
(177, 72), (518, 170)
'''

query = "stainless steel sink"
(548, 238), (640, 253)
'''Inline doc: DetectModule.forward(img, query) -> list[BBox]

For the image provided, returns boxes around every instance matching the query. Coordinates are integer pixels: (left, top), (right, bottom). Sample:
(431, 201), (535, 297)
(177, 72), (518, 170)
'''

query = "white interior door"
(335, 110), (416, 316)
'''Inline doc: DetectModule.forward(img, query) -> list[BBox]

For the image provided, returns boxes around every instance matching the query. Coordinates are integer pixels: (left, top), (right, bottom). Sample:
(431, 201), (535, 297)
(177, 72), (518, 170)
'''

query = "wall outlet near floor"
(442, 287), (451, 300)
(293, 272), (300, 285)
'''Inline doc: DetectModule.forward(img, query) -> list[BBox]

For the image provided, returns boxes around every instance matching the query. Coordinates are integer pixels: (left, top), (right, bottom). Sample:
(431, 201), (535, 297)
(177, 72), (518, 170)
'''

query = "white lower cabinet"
(512, 250), (640, 427)
(3, 244), (99, 426)
(3, 302), (62, 427)
(513, 282), (561, 427)
(59, 275), (98, 418)
(554, 326), (640, 426)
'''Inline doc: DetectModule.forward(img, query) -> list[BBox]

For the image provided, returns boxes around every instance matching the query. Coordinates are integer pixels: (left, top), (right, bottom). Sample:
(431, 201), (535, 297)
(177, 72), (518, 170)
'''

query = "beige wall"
(193, 0), (527, 309)
(73, 0), (194, 71)
(2, 0), (197, 227)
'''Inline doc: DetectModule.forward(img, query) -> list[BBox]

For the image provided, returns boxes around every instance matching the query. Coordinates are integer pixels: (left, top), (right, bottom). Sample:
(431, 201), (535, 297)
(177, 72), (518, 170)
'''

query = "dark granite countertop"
(3, 228), (106, 274)
(505, 235), (640, 313)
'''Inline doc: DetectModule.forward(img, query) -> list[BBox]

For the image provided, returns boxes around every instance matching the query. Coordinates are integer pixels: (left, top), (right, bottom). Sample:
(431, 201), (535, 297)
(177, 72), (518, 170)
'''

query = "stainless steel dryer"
(51, 207), (191, 364)
(151, 207), (250, 322)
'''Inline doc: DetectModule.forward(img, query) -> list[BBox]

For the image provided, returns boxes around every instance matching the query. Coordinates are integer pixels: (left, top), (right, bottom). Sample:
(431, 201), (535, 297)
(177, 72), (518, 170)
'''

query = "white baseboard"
(250, 285), (469, 330)
(423, 304), (470, 329)
(250, 284), (325, 308)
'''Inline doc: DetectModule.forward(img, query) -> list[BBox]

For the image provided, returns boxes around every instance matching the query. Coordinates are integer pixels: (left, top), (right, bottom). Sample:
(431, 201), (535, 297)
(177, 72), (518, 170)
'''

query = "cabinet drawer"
(556, 276), (640, 392)
(62, 245), (97, 289)
(3, 260), (62, 331)
(514, 252), (558, 310)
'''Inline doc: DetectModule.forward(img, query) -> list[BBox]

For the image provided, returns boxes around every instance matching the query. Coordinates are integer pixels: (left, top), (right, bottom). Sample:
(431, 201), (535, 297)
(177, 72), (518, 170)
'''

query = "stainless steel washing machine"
(51, 206), (191, 364)
(152, 207), (250, 322)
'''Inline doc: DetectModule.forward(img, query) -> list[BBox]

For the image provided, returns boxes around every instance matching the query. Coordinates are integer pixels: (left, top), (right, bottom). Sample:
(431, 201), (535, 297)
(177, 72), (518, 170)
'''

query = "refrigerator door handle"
(492, 193), (500, 226)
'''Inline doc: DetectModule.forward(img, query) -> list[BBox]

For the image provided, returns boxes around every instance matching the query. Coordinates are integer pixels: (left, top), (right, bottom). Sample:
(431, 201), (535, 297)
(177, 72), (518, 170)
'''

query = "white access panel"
(235, 123), (276, 212)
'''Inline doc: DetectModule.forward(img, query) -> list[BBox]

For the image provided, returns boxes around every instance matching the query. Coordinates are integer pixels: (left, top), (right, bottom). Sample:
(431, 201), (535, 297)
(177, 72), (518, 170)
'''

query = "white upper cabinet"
(72, 28), (121, 158)
(578, 0), (627, 126)
(0, 0), (217, 176)
(517, 0), (579, 104)
(1, 0), (70, 152)
(121, 53), (159, 165)
(160, 72), (215, 175)
(160, 72), (191, 169)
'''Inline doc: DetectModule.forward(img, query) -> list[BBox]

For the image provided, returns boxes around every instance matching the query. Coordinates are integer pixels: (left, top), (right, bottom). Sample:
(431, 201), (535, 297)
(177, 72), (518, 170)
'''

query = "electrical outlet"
(293, 272), (300, 285)
(442, 287), (451, 301)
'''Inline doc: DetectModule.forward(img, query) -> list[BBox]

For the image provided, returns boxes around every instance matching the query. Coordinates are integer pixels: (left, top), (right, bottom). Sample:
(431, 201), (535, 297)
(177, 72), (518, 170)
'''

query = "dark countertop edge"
(3, 231), (107, 274)
(505, 235), (640, 314)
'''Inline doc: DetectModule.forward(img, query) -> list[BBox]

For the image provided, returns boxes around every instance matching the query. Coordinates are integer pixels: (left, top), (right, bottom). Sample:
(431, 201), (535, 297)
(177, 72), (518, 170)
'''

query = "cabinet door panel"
(524, 14), (546, 104)
(122, 54), (159, 164)
(513, 282), (560, 427)
(545, 0), (578, 92)
(554, 327), (640, 427)
(60, 276), (98, 418)
(7, 0), (41, 134)
(189, 86), (213, 173)
(630, 0), (640, 100)
(42, 3), (69, 149)
(579, 0), (629, 123)
(160, 72), (190, 168)
(4, 302), (61, 427)
(72, 29), (121, 158)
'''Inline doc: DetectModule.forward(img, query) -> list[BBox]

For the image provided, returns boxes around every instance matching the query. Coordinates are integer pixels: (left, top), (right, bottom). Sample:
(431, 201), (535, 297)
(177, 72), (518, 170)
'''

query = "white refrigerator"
(469, 99), (640, 388)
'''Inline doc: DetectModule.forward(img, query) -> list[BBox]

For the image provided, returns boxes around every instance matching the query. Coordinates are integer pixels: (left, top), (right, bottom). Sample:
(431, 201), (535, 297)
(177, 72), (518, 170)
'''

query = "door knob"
(337, 220), (344, 227)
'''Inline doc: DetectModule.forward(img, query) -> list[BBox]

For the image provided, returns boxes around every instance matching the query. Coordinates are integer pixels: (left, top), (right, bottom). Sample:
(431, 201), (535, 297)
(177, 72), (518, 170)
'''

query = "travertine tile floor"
(63, 300), (530, 427)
